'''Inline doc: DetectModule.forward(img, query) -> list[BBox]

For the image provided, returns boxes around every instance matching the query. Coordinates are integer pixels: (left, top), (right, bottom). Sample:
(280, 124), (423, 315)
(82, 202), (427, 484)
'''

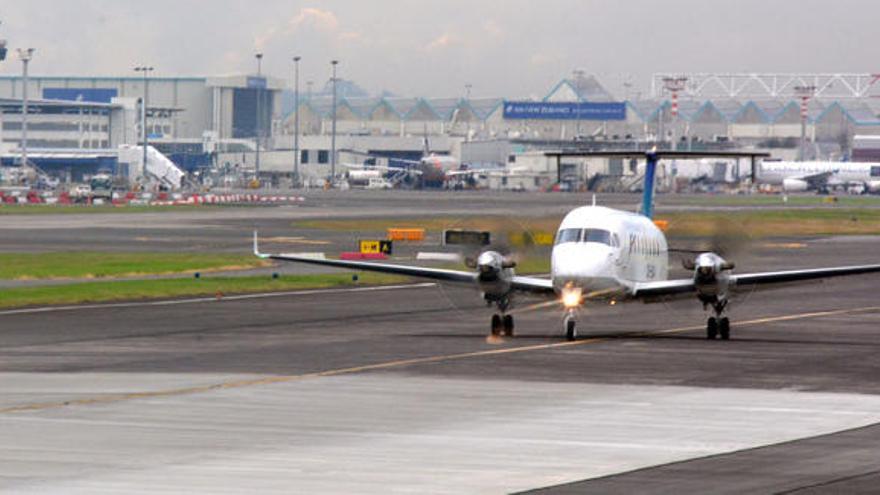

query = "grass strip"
(0, 252), (271, 280)
(296, 208), (880, 238)
(0, 273), (407, 309)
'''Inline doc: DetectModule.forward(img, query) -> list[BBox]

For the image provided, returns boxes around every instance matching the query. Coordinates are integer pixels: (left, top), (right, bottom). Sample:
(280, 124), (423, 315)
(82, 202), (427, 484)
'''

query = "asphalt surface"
(2, 193), (880, 492)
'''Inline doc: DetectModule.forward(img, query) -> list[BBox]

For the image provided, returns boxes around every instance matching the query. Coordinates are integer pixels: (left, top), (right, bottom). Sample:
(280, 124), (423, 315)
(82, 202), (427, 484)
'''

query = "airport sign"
(503, 101), (626, 121)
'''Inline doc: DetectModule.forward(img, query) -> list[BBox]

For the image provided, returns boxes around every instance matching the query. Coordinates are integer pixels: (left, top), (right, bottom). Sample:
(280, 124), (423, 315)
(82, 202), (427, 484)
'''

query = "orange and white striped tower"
(662, 77), (688, 149)
(794, 85), (816, 161)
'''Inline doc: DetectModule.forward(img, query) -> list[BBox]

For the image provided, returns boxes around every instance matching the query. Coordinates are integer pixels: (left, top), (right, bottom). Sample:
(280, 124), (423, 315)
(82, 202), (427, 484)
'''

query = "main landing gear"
(705, 300), (731, 340)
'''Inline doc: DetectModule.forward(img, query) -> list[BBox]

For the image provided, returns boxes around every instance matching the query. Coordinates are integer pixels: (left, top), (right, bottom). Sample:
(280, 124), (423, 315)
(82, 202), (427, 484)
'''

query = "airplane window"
(555, 229), (581, 244)
(583, 229), (611, 245)
(872, 166), (880, 178)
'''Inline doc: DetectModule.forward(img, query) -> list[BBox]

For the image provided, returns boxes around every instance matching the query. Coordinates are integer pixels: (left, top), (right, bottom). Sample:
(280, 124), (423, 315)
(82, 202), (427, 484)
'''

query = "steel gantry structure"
(651, 73), (880, 100)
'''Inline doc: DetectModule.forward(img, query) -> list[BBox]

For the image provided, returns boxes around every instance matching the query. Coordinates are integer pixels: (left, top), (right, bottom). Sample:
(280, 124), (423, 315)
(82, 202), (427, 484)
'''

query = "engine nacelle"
(691, 252), (734, 303)
(782, 178), (809, 192)
(475, 250), (514, 300)
(866, 181), (880, 194)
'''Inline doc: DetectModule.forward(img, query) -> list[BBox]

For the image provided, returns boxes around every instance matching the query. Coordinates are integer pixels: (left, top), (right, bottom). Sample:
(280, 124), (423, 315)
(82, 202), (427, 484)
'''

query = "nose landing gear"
(564, 311), (577, 341)
(489, 298), (514, 337)
(490, 313), (514, 337)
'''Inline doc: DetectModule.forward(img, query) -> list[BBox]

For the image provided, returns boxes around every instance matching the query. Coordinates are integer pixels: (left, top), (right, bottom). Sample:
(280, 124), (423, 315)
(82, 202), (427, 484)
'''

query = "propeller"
(672, 216), (752, 271)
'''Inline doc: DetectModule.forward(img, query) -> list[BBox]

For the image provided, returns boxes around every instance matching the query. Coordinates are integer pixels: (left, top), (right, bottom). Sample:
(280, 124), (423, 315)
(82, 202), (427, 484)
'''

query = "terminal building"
(3, 69), (880, 189)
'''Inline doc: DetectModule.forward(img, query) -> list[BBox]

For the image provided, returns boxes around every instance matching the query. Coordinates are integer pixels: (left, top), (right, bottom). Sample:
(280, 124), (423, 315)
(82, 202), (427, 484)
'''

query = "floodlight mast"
(330, 59), (339, 184)
(292, 55), (301, 187)
(254, 53), (263, 180)
(18, 48), (34, 169)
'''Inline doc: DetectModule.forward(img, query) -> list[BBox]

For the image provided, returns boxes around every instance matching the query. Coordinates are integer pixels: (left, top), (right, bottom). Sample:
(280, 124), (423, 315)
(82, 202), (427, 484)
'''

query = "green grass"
(661, 208), (880, 237)
(0, 273), (406, 309)
(297, 207), (880, 240)
(0, 252), (270, 280)
(666, 194), (880, 208)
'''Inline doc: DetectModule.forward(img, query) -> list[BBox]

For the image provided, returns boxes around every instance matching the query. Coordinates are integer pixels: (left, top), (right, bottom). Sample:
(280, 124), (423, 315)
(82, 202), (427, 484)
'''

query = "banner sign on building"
(502, 101), (626, 121)
(247, 76), (267, 89)
(43, 88), (118, 104)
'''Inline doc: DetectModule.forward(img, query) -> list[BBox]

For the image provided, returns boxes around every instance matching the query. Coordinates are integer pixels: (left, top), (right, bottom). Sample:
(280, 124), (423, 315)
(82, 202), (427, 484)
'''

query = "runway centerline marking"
(2, 304), (880, 415)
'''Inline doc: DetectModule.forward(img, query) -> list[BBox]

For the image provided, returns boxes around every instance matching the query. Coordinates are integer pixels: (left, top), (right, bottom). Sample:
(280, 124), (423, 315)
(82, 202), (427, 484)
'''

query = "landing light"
(562, 287), (582, 309)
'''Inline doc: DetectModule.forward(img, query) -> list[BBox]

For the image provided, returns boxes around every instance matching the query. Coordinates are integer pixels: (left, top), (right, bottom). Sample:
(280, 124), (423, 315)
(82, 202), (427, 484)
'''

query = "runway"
(2, 193), (880, 493)
(3, 232), (880, 493)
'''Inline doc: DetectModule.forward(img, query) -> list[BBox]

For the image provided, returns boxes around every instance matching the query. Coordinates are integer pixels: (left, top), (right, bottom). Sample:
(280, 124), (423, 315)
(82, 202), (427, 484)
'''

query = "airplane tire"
(503, 315), (514, 337)
(491, 314), (502, 336)
(565, 319), (577, 341)
(719, 318), (730, 340)
(707, 317), (718, 340)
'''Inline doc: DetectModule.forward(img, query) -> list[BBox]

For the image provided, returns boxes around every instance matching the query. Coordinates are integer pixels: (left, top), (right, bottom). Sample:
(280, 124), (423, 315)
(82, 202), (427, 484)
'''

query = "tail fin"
(641, 150), (658, 219)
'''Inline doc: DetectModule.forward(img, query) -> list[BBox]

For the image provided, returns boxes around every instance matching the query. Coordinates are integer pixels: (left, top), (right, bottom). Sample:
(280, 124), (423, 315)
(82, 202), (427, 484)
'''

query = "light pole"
(17, 48), (34, 169)
(794, 85), (816, 161)
(255, 53), (263, 179)
(133, 66), (154, 176)
(293, 55), (301, 187)
(330, 59), (338, 182)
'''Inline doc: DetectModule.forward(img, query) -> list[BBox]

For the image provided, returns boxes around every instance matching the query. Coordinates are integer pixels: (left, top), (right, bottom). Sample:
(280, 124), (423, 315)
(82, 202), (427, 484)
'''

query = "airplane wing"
(254, 233), (556, 294)
(795, 170), (835, 188)
(510, 275), (555, 294)
(632, 263), (880, 301)
(731, 264), (880, 286)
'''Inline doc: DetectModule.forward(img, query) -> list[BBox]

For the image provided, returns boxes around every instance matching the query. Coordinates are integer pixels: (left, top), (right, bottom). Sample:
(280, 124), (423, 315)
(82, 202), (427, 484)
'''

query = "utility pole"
(662, 76), (687, 150)
(133, 65), (154, 177)
(255, 52), (263, 179)
(794, 85), (816, 161)
(293, 55), (301, 187)
(330, 59), (339, 183)
(17, 48), (34, 169)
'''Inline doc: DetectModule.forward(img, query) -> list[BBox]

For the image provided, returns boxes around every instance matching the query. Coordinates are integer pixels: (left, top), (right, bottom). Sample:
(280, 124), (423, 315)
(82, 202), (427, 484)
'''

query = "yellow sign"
(359, 240), (393, 254)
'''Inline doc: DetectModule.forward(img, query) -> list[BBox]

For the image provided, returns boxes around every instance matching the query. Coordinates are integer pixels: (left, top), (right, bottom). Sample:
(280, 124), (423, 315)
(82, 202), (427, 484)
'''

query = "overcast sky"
(0, 0), (875, 98)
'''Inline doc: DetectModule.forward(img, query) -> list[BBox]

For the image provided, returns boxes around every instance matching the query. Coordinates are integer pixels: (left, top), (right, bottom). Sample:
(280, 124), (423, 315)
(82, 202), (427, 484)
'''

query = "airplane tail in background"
(641, 152), (658, 219)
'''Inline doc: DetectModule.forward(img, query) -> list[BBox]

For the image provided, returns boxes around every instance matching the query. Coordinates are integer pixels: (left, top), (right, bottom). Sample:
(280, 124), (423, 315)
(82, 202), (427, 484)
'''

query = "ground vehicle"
(88, 174), (113, 201)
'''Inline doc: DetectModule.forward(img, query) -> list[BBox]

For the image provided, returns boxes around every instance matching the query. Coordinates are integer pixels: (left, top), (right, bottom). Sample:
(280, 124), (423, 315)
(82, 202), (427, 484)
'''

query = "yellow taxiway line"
(3, 304), (880, 415)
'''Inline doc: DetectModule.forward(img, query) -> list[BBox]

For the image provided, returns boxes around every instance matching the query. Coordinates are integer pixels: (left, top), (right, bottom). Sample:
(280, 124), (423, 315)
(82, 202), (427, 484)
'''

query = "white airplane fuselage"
(551, 206), (668, 294)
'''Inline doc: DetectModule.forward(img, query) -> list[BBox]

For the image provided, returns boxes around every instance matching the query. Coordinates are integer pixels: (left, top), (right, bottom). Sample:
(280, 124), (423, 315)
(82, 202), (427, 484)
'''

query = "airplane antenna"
(591, 194), (596, 206)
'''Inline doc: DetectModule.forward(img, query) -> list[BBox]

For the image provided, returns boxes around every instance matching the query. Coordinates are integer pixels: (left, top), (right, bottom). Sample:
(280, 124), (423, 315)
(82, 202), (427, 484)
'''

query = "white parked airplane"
(255, 150), (880, 341)
(759, 160), (880, 192)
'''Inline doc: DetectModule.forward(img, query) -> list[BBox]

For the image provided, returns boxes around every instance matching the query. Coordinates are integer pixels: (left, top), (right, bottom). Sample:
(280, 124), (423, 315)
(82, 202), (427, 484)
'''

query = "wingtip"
(253, 230), (268, 258)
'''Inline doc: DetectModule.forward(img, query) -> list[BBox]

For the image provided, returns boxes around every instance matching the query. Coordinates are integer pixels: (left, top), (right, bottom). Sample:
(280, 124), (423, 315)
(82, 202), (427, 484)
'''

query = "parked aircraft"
(759, 160), (880, 193)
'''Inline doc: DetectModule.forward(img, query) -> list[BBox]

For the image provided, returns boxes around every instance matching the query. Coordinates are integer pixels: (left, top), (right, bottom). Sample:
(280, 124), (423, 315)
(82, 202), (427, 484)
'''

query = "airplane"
(254, 149), (880, 341)
(759, 160), (880, 193)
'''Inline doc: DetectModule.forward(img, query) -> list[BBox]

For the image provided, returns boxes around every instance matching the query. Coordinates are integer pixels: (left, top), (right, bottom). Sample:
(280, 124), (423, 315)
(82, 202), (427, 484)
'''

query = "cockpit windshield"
(555, 228), (613, 246)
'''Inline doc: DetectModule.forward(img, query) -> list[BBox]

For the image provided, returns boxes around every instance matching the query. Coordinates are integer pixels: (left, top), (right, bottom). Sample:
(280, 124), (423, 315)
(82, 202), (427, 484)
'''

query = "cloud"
(253, 26), (278, 51)
(425, 33), (455, 51)
(530, 52), (564, 66)
(287, 7), (339, 33)
(338, 31), (363, 42)
(483, 20), (504, 38)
